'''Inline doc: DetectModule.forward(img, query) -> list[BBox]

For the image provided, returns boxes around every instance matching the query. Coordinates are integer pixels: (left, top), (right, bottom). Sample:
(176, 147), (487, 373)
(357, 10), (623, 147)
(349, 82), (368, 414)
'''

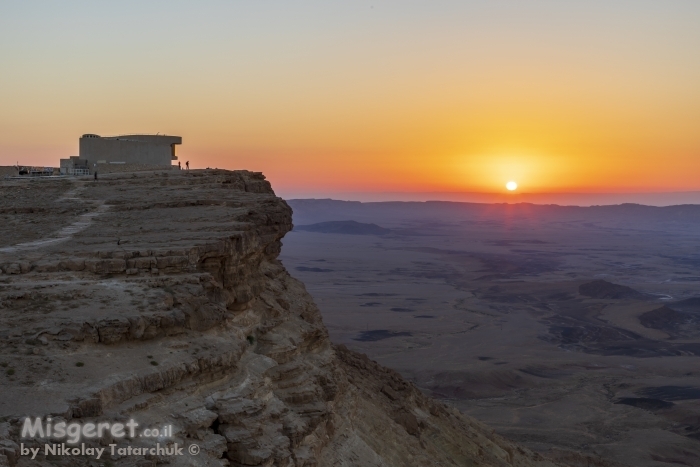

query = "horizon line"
(281, 190), (700, 195)
(279, 191), (700, 208)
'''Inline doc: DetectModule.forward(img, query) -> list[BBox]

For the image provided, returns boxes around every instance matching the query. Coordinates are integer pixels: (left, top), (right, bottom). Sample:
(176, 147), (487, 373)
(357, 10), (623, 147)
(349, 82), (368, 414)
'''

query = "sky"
(1, 1), (700, 200)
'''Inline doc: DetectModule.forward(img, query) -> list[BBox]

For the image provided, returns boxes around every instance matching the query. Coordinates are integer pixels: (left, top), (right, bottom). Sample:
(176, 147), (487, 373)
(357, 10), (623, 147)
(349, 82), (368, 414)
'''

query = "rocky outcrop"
(0, 170), (566, 466)
(578, 280), (645, 300)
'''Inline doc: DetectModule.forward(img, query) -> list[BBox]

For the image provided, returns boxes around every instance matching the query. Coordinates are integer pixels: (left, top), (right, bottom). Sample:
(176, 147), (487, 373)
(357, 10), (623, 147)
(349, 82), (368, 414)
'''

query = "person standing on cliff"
(178, 161), (181, 170)
(185, 161), (189, 171)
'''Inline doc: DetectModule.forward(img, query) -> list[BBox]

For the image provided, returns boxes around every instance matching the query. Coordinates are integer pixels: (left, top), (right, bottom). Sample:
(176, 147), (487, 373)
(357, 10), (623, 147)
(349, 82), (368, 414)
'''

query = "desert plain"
(282, 199), (700, 467)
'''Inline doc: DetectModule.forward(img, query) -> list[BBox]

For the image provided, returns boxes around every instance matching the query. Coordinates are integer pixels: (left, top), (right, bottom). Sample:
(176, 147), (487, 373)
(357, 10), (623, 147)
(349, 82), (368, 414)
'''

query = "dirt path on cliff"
(0, 180), (109, 255)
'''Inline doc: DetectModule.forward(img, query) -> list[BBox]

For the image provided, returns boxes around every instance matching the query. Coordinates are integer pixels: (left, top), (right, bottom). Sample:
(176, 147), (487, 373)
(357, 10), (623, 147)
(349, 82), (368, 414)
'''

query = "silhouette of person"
(178, 161), (181, 170)
(185, 161), (189, 170)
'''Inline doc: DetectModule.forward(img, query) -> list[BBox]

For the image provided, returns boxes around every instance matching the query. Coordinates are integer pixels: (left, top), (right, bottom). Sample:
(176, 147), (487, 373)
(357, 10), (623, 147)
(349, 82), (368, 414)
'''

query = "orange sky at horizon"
(2, 2), (700, 197)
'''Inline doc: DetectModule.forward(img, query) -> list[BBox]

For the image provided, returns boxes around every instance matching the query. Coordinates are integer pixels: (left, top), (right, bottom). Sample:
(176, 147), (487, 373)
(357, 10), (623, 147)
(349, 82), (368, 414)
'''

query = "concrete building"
(59, 156), (90, 175)
(60, 134), (181, 174)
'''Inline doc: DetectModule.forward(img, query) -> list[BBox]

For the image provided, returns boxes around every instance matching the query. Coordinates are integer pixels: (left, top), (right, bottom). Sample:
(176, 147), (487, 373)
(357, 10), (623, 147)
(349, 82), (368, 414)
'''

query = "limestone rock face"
(0, 170), (565, 466)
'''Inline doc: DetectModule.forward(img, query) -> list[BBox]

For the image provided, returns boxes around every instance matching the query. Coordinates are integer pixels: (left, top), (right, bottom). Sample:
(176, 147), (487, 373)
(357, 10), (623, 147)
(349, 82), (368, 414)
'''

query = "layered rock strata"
(0, 170), (564, 466)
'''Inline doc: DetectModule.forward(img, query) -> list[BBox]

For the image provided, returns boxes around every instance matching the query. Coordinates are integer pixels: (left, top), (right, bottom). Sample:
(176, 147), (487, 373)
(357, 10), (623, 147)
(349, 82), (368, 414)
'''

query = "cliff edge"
(0, 170), (568, 466)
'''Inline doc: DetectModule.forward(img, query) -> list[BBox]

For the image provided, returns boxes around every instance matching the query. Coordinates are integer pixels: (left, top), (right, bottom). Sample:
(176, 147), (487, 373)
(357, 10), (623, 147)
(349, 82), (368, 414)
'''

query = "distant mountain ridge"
(286, 198), (700, 231)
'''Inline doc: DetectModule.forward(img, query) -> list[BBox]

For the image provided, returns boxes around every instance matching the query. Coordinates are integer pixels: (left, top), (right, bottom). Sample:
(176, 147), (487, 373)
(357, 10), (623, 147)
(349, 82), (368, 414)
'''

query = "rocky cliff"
(0, 170), (567, 466)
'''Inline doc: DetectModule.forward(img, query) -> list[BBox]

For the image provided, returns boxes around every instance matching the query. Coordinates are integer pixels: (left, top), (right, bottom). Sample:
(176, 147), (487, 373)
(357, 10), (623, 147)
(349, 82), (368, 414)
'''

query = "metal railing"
(68, 168), (90, 176)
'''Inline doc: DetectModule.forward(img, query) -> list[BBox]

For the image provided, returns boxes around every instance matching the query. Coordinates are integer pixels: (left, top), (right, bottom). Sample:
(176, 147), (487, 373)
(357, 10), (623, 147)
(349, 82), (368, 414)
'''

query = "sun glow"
(506, 181), (518, 191)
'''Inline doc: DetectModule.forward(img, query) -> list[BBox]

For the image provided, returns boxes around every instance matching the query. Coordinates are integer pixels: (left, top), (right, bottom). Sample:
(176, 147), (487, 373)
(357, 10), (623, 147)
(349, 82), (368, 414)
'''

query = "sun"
(506, 181), (518, 191)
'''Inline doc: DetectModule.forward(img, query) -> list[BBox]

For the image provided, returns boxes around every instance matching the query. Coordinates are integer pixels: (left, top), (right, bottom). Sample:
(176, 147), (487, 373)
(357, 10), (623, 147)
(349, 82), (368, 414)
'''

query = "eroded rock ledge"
(0, 170), (567, 466)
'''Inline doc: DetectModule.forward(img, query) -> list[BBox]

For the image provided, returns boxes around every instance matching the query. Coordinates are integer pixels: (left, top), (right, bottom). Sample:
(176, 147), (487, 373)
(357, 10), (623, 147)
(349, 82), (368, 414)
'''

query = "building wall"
(79, 134), (181, 166)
